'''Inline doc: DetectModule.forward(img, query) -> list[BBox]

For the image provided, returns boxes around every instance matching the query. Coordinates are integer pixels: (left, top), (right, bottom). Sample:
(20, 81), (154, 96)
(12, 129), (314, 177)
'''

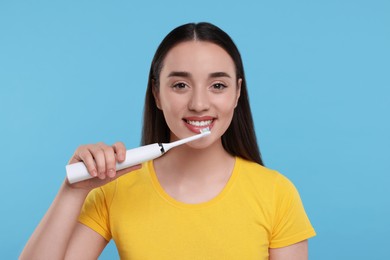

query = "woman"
(21, 22), (316, 259)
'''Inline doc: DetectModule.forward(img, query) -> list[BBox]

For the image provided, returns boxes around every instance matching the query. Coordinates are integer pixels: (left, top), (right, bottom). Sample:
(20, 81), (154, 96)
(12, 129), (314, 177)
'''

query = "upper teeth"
(187, 120), (212, 127)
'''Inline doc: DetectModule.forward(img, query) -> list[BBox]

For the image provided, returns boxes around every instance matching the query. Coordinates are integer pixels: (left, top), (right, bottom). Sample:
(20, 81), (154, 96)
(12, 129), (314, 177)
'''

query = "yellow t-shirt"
(79, 157), (316, 259)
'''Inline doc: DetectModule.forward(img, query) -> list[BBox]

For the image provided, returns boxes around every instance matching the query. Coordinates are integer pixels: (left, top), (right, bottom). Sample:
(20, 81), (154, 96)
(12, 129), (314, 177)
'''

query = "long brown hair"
(141, 22), (263, 166)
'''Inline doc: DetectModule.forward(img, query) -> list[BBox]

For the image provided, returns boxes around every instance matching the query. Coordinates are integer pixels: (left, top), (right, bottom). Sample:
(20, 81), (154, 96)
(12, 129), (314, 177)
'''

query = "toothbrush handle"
(66, 143), (163, 184)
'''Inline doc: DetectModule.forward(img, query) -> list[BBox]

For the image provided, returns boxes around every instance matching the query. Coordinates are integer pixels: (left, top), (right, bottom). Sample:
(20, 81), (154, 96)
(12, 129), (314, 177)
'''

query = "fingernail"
(108, 169), (115, 178)
(91, 169), (97, 177)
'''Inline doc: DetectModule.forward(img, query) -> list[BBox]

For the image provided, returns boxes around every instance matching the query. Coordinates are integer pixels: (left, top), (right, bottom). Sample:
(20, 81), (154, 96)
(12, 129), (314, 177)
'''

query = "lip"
(183, 116), (215, 134)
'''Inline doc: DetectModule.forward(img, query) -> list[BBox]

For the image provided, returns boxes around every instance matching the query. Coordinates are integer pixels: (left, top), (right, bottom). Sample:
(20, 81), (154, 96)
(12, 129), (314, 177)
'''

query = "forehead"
(161, 41), (236, 76)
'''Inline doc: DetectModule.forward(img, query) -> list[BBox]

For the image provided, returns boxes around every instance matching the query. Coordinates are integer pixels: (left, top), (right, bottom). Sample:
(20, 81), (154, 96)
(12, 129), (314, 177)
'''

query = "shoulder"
(236, 157), (291, 187)
(90, 163), (148, 202)
(235, 157), (299, 199)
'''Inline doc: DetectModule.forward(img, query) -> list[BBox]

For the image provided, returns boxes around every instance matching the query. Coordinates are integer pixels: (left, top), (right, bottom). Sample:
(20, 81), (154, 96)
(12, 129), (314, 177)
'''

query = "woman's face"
(154, 41), (241, 148)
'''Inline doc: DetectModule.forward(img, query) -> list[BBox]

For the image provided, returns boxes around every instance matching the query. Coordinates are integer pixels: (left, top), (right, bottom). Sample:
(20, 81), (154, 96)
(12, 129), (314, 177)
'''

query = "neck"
(154, 139), (234, 180)
(152, 139), (236, 204)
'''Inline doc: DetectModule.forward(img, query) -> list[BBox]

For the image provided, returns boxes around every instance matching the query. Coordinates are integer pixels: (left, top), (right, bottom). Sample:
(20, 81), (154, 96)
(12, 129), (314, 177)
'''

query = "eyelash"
(211, 83), (227, 90)
(170, 82), (228, 91)
(172, 82), (188, 89)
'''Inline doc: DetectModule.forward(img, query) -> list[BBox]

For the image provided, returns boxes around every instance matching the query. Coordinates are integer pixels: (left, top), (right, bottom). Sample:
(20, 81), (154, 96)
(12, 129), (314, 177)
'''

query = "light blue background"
(1, 0), (389, 259)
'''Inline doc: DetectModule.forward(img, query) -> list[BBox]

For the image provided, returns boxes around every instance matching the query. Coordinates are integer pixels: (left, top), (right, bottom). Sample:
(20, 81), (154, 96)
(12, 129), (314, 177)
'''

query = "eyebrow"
(209, 72), (231, 78)
(168, 71), (191, 78)
(167, 71), (232, 79)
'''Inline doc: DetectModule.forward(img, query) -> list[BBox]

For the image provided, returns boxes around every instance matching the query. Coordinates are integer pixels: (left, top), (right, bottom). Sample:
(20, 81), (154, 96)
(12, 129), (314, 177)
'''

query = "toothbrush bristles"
(200, 127), (210, 134)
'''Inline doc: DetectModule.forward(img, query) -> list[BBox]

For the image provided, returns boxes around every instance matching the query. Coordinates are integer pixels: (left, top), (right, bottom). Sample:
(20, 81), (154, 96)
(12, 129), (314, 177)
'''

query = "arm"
(20, 142), (141, 259)
(19, 183), (100, 259)
(269, 240), (308, 260)
(65, 223), (108, 259)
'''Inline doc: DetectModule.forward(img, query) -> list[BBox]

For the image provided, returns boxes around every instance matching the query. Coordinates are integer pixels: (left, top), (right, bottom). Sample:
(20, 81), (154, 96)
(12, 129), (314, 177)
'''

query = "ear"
(152, 80), (162, 110)
(234, 78), (242, 108)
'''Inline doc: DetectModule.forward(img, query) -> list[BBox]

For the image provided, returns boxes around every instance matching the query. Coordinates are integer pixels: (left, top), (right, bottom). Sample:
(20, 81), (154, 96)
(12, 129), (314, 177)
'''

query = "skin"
(270, 240), (308, 260)
(152, 41), (241, 204)
(20, 41), (309, 259)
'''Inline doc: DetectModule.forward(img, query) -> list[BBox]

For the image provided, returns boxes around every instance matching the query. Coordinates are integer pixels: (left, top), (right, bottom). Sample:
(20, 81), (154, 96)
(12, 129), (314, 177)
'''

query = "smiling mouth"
(184, 119), (213, 127)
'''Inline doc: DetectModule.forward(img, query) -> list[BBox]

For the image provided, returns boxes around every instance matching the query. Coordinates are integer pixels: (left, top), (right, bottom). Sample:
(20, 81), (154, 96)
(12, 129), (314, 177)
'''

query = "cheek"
(161, 97), (182, 112)
(215, 94), (238, 113)
(159, 93), (186, 120)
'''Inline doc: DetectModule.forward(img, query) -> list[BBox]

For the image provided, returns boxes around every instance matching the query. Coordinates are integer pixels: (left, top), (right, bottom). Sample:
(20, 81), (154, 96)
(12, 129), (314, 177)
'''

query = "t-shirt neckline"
(147, 157), (241, 209)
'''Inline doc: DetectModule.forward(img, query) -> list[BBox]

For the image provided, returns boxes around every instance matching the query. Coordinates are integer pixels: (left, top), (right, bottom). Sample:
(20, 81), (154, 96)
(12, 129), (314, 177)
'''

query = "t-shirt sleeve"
(78, 187), (112, 241)
(269, 174), (316, 248)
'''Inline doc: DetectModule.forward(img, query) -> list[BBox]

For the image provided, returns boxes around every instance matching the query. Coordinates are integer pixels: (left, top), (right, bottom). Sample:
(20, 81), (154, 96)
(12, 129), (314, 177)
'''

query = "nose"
(188, 87), (210, 112)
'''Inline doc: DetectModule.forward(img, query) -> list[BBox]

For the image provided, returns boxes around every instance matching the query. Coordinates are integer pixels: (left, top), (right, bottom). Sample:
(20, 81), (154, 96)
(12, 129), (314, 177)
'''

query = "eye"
(172, 82), (188, 89)
(211, 83), (227, 91)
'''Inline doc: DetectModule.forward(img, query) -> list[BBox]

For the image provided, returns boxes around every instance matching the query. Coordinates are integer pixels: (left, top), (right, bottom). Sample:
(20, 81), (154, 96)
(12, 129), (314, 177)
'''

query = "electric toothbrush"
(66, 128), (211, 184)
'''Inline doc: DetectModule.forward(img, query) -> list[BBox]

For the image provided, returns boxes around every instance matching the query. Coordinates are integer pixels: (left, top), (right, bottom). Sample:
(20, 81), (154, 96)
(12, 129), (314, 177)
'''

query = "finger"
(76, 147), (98, 177)
(102, 145), (117, 178)
(112, 142), (126, 163)
(95, 164), (142, 188)
(89, 144), (107, 179)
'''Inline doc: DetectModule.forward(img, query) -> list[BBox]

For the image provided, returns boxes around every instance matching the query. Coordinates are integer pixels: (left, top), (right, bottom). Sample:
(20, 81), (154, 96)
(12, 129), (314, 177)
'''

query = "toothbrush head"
(200, 127), (210, 134)
(162, 127), (211, 151)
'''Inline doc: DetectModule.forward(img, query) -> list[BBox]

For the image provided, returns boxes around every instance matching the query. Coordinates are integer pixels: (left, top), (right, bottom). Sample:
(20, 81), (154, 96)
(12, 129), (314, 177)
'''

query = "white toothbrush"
(66, 128), (211, 184)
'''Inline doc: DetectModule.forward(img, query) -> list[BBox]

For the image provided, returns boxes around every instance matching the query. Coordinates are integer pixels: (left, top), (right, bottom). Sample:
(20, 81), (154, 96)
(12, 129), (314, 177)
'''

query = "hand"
(66, 142), (141, 190)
